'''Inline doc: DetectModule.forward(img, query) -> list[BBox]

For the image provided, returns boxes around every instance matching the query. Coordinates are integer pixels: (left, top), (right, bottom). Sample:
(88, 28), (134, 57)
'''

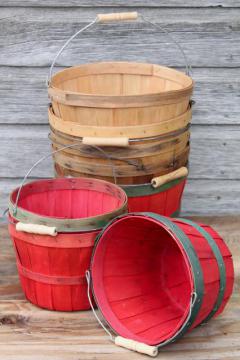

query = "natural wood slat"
(1, 7), (240, 30)
(1, 1), (239, 7)
(0, 8), (240, 67)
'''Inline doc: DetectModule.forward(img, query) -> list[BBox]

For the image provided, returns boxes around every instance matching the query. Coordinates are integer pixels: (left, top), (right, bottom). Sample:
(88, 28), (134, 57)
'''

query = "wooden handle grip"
(151, 167), (188, 188)
(82, 137), (129, 147)
(97, 12), (138, 22)
(16, 222), (57, 236)
(115, 337), (158, 357)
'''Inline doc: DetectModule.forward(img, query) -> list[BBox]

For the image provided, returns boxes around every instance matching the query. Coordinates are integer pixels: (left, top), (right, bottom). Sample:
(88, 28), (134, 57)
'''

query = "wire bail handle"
(48, 12), (192, 83)
(86, 269), (197, 351)
(12, 142), (117, 216)
(86, 270), (114, 342)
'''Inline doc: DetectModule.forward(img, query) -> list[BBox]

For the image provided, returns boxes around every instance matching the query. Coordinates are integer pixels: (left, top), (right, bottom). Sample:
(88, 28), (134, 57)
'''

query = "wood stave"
(51, 98), (191, 125)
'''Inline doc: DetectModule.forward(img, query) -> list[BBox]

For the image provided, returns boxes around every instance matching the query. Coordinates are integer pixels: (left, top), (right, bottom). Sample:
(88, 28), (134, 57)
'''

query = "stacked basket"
(48, 12), (194, 216)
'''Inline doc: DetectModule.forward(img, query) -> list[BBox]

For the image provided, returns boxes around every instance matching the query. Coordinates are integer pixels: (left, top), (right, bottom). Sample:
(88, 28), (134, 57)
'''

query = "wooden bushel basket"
(48, 11), (193, 186)
(48, 12), (194, 129)
(48, 61), (193, 127)
(88, 213), (234, 356)
(7, 148), (127, 311)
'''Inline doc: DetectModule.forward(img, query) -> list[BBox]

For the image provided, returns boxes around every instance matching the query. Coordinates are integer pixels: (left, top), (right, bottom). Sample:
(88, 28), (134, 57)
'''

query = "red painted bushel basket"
(122, 168), (187, 216)
(8, 177), (127, 311)
(89, 213), (234, 356)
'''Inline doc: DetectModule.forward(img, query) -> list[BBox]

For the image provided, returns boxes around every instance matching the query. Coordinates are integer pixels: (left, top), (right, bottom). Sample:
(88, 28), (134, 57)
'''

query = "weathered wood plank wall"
(0, 1), (240, 215)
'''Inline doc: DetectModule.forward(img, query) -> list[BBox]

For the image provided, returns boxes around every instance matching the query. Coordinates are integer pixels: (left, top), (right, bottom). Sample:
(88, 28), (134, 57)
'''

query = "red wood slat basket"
(8, 177), (127, 311)
(89, 213), (234, 356)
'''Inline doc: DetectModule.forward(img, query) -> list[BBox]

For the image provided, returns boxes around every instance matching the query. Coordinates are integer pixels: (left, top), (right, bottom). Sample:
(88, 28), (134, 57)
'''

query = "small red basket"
(8, 176), (127, 311)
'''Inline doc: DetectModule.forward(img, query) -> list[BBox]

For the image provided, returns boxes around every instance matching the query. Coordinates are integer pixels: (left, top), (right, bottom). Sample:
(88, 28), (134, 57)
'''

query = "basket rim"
(48, 61), (194, 104)
(9, 177), (128, 232)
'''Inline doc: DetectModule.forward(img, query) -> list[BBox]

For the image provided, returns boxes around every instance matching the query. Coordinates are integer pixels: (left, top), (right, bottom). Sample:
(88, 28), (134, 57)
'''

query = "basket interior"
(12, 179), (125, 219)
(51, 62), (192, 96)
(92, 215), (193, 345)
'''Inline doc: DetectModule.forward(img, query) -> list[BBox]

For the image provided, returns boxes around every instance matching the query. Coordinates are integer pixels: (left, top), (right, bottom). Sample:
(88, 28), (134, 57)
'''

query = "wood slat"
(0, 67), (239, 125)
(1, 7), (240, 31)
(1, 1), (239, 7)
(181, 180), (240, 215)
(0, 8), (240, 67)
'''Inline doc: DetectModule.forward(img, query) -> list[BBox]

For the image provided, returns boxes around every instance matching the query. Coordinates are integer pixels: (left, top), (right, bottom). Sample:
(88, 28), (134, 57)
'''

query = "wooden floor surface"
(0, 217), (239, 360)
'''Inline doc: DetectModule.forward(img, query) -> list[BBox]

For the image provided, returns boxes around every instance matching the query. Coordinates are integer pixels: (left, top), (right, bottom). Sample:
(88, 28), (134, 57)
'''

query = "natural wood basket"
(47, 12), (193, 187)
(50, 126), (190, 185)
(48, 62), (193, 127)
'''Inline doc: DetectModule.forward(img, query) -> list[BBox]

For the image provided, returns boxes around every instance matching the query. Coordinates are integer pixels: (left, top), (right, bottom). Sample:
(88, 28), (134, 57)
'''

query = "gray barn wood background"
(0, 1), (240, 215)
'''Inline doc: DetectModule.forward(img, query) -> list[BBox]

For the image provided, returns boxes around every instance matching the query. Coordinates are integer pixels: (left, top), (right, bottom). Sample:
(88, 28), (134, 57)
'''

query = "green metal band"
(177, 218), (226, 324)
(9, 201), (128, 233)
(140, 213), (204, 346)
(9, 177), (129, 233)
(92, 212), (204, 347)
(121, 177), (186, 197)
(171, 209), (180, 218)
